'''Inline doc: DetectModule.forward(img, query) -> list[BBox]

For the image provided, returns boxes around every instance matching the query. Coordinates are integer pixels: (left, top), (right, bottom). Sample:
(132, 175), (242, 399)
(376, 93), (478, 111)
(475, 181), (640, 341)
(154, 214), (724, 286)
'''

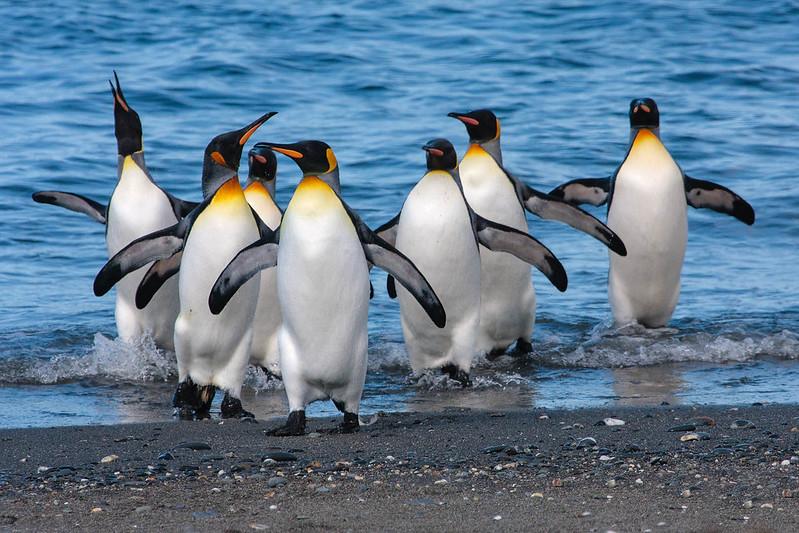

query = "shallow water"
(0, 1), (797, 428)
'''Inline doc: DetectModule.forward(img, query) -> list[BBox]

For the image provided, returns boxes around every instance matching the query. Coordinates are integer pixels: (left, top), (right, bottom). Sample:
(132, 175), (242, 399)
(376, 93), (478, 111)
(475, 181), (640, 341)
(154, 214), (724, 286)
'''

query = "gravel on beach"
(1, 404), (798, 531)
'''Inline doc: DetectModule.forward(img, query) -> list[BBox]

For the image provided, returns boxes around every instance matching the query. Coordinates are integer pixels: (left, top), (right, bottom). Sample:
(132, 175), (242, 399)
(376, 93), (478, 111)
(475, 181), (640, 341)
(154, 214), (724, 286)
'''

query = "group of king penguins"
(33, 75), (755, 436)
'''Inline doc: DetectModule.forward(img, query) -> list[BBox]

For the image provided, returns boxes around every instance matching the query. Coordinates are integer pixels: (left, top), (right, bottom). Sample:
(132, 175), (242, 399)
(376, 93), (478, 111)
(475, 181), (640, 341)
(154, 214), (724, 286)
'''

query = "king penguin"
(242, 143), (283, 378)
(93, 112), (276, 418)
(207, 140), (446, 435)
(32, 73), (197, 351)
(447, 109), (626, 356)
(549, 98), (755, 327)
(377, 139), (568, 386)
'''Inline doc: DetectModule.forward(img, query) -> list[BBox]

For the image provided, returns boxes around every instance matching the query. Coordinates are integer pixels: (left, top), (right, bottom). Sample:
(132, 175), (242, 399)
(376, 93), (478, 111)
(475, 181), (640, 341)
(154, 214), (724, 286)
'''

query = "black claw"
(221, 393), (255, 419)
(441, 364), (472, 387)
(269, 410), (306, 436)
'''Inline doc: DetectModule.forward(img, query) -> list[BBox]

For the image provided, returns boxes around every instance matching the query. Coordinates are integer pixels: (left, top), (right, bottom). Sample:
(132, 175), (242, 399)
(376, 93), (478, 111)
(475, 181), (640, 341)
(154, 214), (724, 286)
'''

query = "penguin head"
(110, 72), (143, 157)
(422, 138), (457, 171)
(448, 109), (500, 144)
(247, 143), (278, 184)
(262, 140), (338, 177)
(201, 112), (277, 197)
(629, 98), (659, 129)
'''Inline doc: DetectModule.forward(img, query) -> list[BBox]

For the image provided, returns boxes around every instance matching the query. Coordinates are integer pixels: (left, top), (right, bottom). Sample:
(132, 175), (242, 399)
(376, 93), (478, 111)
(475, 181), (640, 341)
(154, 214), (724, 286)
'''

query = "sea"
(0, 0), (797, 428)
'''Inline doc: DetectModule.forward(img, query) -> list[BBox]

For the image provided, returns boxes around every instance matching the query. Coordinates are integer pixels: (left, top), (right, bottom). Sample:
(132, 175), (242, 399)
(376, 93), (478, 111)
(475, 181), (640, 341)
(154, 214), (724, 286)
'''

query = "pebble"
(576, 437), (597, 449)
(597, 418), (625, 426)
(267, 477), (287, 488)
(316, 486), (331, 494)
(667, 424), (696, 432)
(157, 452), (174, 461)
(174, 442), (212, 451)
(135, 505), (152, 513)
(580, 511), (592, 517)
(681, 489), (691, 497)
(782, 489), (794, 498)
(538, 415), (550, 420)
(599, 455), (613, 461)
(635, 478), (643, 485)
(307, 432), (322, 438)
(743, 500), (753, 509)
(781, 459), (790, 466)
(262, 452), (298, 462)
(37, 466), (49, 473)
(493, 515), (502, 521)
(761, 503), (773, 509)
(90, 507), (102, 513)
(531, 492), (544, 498)
(791, 456), (799, 464)
(606, 479), (617, 488)
(730, 419), (756, 430)
(192, 510), (219, 520)
(100, 454), (119, 464)
(689, 416), (715, 427)
(680, 432), (711, 442)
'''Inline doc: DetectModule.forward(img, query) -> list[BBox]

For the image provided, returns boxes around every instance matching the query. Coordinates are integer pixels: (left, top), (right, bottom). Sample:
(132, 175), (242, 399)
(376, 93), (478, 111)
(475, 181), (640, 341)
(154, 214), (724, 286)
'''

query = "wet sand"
(1, 404), (798, 532)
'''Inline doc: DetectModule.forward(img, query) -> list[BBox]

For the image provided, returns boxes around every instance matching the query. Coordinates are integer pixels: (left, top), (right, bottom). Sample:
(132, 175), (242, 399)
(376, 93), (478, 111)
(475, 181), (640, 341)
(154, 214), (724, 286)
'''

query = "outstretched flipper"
(684, 175), (755, 225)
(135, 252), (183, 309)
(345, 204), (445, 328)
(32, 191), (107, 224)
(473, 213), (568, 292)
(375, 212), (400, 247)
(94, 198), (208, 297)
(208, 237), (279, 314)
(548, 177), (611, 207)
(516, 180), (626, 256)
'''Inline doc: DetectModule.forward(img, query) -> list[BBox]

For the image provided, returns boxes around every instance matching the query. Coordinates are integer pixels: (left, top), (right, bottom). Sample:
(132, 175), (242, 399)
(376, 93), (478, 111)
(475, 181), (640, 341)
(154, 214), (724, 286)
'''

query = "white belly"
(106, 155), (180, 350)
(460, 145), (536, 352)
(607, 131), (688, 327)
(277, 179), (369, 413)
(395, 170), (481, 373)
(173, 188), (260, 396)
(244, 185), (283, 375)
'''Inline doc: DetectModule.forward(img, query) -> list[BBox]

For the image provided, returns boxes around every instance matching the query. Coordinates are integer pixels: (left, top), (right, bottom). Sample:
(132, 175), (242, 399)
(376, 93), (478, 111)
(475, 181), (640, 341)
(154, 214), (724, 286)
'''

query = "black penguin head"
(110, 72), (143, 156)
(201, 112), (277, 197)
(447, 109), (500, 144)
(629, 98), (659, 128)
(422, 138), (457, 171)
(248, 143), (278, 183)
(262, 140), (338, 177)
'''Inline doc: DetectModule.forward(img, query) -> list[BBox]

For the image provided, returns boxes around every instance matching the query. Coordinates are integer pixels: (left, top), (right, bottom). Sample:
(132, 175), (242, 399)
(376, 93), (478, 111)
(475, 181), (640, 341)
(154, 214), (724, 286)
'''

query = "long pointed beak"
(261, 142), (304, 159)
(110, 71), (130, 112)
(237, 112), (278, 146)
(447, 112), (479, 126)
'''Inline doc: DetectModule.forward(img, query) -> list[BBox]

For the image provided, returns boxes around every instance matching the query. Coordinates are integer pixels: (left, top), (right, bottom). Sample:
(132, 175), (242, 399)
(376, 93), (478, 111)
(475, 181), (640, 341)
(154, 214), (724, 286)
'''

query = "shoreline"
(1, 404), (798, 531)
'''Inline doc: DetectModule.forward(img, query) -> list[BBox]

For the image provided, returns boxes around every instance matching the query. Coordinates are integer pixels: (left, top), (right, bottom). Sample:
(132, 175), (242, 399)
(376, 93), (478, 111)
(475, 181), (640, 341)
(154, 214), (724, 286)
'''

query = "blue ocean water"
(0, 1), (797, 428)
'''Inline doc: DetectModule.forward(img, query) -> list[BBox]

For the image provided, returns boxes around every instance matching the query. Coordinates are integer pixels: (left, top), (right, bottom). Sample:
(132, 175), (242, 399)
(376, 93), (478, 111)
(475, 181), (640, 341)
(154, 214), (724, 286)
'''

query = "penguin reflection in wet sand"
(447, 109), (626, 357)
(242, 144), (283, 378)
(376, 139), (568, 386)
(208, 141), (445, 436)
(94, 113), (276, 419)
(550, 98), (755, 327)
(32, 73), (197, 351)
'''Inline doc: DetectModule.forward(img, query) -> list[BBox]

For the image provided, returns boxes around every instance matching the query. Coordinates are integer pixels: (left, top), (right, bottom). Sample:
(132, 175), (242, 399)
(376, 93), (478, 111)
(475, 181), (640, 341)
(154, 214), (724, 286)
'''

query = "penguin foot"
(269, 410), (306, 436)
(441, 364), (472, 387)
(196, 384), (216, 413)
(176, 406), (195, 420)
(221, 393), (255, 419)
(340, 412), (360, 433)
(173, 379), (198, 408)
(512, 338), (533, 355)
(486, 346), (509, 362)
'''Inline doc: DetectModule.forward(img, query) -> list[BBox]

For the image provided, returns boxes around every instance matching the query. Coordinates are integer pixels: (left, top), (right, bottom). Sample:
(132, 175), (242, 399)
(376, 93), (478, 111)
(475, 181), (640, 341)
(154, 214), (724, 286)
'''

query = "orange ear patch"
(211, 151), (227, 166)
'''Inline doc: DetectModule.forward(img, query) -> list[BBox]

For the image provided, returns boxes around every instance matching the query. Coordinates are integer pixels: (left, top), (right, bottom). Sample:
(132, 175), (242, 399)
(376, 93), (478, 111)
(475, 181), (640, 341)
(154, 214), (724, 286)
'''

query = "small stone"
(493, 515), (502, 521)
(37, 466), (49, 473)
(267, 477), (287, 488)
(576, 437), (597, 449)
(598, 418), (625, 426)
(90, 507), (102, 513)
(433, 479), (448, 485)
(531, 492), (544, 498)
(580, 511), (592, 517)
(385, 455), (396, 461)
(538, 414), (550, 420)
(681, 489), (691, 497)
(315, 486), (331, 494)
(100, 455), (119, 464)
(174, 441), (212, 451)
(157, 452), (174, 461)
(262, 452), (297, 462)
(761, 503), (773, 509)
(781, 460), (790, 466)
(689, 416), (715, 427)
(743, 500), (753, 508)
(730, 419), (755, 430)
(210, 488), (221, 493)
(482, 445), (507, 454)
(552, 478), (562, 487)
(680, 432), (710, 442)
(606, 479), (617, 488)
(135, 505), (152, 513)
(635, 478), (643, 485)
(791, 456), (799, 464)
(782, 489), (794, 498)
(790, 427), (799, 433)
(668, 424), (696, 432)
(599, 455), (613, 461)
(307, 432), (322, 438)
(192, 510), (219, 520)
(250, 524), (269, 531)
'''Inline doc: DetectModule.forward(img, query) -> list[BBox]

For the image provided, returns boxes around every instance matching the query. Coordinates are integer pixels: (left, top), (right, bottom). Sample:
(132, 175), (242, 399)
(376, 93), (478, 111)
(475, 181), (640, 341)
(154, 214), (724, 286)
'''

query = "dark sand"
(1, 404), (798, 532)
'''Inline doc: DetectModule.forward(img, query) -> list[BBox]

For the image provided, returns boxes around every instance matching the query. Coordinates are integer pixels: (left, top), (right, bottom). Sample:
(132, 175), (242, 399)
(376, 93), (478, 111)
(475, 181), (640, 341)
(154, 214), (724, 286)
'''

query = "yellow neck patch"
(632, 128), (660, 149)
(211, 177), (245, 205)
(465, 143), (489, 159)
(244, 180), (270, 199)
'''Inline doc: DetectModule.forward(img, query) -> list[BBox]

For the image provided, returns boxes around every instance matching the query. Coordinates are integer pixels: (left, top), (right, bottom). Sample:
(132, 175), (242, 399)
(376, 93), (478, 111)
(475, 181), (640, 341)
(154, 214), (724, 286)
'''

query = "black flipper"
(343, 202), (446, 328)
(93, 198), (208, 297)
(135, 251), (183, 309)
(473, 213), (568, 292)
(516, 181), (626, 256)
(32, 191), (107, 224)
(386, 275), (397, 298)
(208, 229), (279, 315)
(548, 177), (611, 207)
(375, 212), (400, 246)
(164, 191), (200, 219)
(684, 175), (755, 225)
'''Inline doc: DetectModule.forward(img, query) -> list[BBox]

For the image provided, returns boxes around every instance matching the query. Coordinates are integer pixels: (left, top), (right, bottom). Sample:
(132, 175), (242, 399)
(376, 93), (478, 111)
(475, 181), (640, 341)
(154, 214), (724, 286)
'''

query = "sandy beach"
(1, 404), (798, 532)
